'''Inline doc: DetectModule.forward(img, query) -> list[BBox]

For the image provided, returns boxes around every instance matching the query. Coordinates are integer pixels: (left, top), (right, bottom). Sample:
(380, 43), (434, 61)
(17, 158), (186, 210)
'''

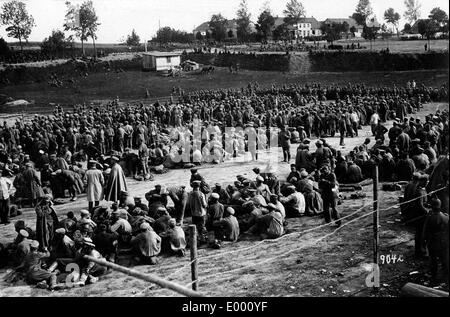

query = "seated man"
(110, 211), (132, 246)
(15, 240), (57, 290)
(59, 211), (78, 238)
(246, 204), (284, 239)
(159, 219), (187, 257)
(287, 164), (301, 184)
(9, 229), (31, 266)
(206, 193), (224, 231)
(92, 223), (119, 263)
(213, 207), (240, 242)
(131, 222), (161, 265)
(47, 228), (76, 273)
(145, 184), (168, 218)
(279, 185), (305, 218)
(75, 238), (108, 286)
(77, 209), (97, 232)
(303, 183), (323, 216)
(153, 207), (172, 235)
(346, 160), (363, 184)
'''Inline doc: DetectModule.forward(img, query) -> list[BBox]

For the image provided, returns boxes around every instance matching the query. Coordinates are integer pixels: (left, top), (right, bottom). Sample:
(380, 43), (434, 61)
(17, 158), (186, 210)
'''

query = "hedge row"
(183, 52), (290, 71)
(308, 51), (449, 72)
(0, 58), (142, 86)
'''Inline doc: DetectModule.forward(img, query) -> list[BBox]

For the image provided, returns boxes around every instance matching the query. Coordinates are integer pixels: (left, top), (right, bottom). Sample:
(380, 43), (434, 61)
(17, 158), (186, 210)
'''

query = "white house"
(293, 17), (322, 38)
(142, 52), (182, 71)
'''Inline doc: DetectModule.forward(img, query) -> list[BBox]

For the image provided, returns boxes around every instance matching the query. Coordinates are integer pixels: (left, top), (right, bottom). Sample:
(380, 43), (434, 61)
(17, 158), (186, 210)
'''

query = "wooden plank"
(401, 283), (449, 297)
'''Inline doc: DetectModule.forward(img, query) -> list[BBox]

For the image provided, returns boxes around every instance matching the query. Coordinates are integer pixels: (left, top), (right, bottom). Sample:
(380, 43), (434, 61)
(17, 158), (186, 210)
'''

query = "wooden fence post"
(189, 224), (198, 291)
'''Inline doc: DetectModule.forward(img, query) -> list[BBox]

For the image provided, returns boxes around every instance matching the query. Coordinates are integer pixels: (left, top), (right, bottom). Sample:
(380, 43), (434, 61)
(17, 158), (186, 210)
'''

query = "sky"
(0, 0), (448, 43)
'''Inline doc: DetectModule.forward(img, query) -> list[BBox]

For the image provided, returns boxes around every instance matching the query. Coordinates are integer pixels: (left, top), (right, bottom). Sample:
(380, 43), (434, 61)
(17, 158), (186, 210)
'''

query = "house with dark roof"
(193, 19), (256, 39)
(323, 18), (364, 37)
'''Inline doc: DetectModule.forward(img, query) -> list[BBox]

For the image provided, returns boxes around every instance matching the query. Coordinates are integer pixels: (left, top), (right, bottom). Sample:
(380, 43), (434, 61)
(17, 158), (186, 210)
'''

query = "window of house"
(166, 57), (171, 63)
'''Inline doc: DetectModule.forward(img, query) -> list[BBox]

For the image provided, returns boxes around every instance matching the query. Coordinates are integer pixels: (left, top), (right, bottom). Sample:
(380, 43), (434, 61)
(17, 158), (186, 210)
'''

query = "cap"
(431, 198), (441, 209)
(83, 237), (95, 247)
(140, 222), (151, 230)
(211, 193), (220, 199)
(256, 175), (264, 182)
(300, 170), (308, 177)
(267, 203), (278, 210)
(55, 228), (66, 234)
(19, 229), (29, 238)
(226, 207), (235, 215)
(80, 209), (90, 216)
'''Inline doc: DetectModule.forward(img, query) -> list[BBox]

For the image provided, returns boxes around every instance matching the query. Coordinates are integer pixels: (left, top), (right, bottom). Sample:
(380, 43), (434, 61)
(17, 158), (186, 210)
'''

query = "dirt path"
(0, 102), (448, 297)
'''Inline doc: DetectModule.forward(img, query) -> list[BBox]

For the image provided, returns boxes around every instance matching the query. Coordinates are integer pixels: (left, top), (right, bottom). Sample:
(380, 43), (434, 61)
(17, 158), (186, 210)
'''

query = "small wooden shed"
(142, 52), (182, 71)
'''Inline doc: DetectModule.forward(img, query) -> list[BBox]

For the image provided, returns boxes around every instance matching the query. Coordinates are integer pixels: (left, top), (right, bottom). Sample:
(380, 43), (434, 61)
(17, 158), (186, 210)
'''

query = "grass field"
(1, 68), (448, 114)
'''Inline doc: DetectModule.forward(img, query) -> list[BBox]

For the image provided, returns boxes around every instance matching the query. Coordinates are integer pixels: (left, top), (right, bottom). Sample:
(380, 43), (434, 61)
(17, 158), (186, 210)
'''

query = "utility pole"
(372, 164), (379, 293)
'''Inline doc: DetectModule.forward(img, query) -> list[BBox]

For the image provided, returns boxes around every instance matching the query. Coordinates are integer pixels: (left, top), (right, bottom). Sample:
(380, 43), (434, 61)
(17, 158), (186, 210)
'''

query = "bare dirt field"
(0, 102), (448, 297)
(1, 67), (448, 115)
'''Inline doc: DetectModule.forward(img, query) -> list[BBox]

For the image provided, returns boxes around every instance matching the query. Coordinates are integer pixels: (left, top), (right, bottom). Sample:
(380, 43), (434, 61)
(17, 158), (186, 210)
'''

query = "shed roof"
(143, 51), (182, 57)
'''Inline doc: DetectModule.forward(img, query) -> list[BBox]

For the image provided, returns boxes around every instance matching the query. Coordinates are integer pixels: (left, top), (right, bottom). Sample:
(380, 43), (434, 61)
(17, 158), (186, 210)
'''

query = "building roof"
(143, 51), (181, 57)
(323, 18), (363, 29)
(273, 16), (320, 29)
(193, 19), (256, 33)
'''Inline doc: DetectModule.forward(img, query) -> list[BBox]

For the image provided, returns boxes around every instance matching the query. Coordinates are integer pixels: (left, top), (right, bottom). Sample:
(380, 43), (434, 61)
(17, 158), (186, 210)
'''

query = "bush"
(0, 38), (10, 56)
(182, 52), (290, 71)
(308, 51), (449, 72)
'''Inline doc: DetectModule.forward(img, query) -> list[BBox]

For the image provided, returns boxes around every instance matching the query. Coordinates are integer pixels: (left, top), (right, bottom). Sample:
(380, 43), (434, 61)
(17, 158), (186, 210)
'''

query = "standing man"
(188, 180), (208, 243)
(412, 174), (430, 259)
(105, 156), (127, 204)
(168, 185), (188, 225)
(84, 160), (104, 214)
(338, 114), (347, 146)
(422, 198), (449, 285)
(0, 169), (12, 224)
(279, 125), (291, 163)
(318, 165), (341, 227)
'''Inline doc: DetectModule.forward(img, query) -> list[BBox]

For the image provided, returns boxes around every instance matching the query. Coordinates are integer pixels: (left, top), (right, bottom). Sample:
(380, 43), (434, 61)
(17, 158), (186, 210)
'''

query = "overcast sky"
(0, 0), (448, 43)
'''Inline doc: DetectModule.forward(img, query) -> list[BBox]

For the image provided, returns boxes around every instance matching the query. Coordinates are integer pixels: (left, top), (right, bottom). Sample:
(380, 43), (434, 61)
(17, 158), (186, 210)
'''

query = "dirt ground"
(1, 67), (448, 115)
(0, 102), (448, 297)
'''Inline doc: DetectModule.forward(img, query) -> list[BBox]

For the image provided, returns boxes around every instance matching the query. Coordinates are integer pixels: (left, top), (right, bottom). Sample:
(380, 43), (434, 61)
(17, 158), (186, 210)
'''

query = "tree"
(0, 37), (10, 56)
(82, 1), (100, 59)
(0, 1), (35, 52)
(157, 27), (173, 44)
(418, 19), (439, 48)
(429, 7), (449, 32)
(404, 0), (421, 25)
(363, 24), (377, 50)
(351, 0), (373, 26)
(283, 0), (306, 25)
(384, 8), (401, 37)
(236, 0), (251, 42)
(350, 26), (357, 36)
(64, 1), (99, 57)
(256, 8), (275, 41)
(320, 22), (347, 44)
(155, 27), (193, 44)
(126, 29), (140, 46)
(41, 30), (71, 53)
(195, 31), (204, 41)
(273, 23), (290, 42)
(209, 14), (227, 42)
(403, 23), (412, 33)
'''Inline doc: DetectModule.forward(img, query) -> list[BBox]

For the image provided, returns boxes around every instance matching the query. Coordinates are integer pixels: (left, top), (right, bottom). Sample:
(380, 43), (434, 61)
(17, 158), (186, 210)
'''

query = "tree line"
(0, 0), (448, 57)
